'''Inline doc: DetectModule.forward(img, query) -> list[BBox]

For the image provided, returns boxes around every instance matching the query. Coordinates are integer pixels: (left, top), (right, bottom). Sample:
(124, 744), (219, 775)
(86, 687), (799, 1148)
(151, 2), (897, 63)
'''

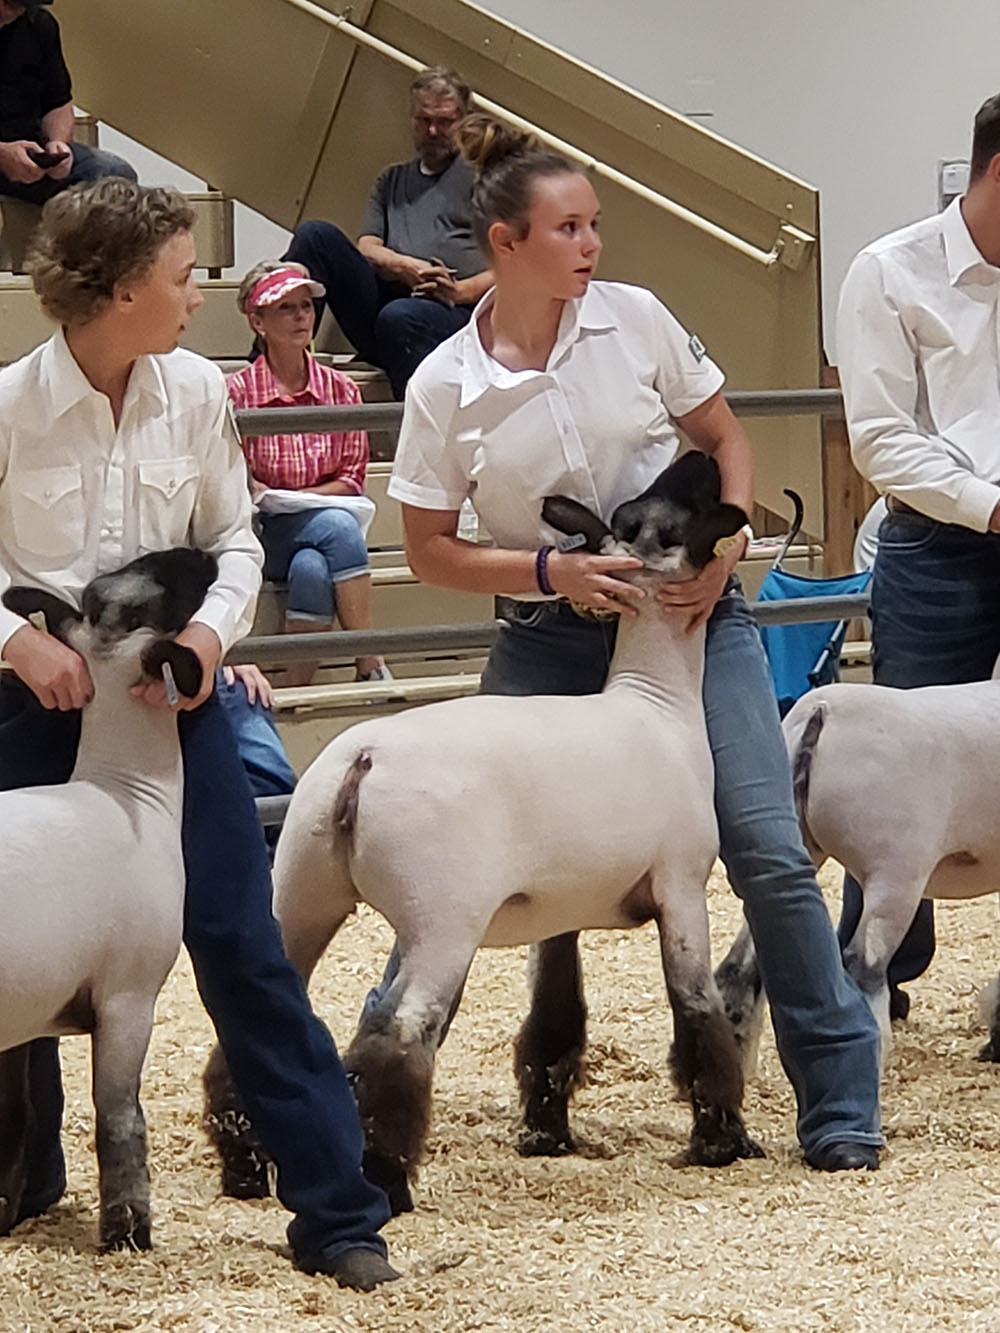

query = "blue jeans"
(0, 677), (389, 1264)
(372, 587), (882, 1154)
(261, 507), (369, 622)
(839, 511), (1000, 984)
(284, 221), (472, 398)
(0, 143), (137, 204)
(216, 669), (296, 860)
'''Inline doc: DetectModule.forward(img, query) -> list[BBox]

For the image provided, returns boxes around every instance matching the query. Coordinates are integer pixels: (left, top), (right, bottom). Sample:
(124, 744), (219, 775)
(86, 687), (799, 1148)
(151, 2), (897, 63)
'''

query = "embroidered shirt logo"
(689, 333), (707, 363)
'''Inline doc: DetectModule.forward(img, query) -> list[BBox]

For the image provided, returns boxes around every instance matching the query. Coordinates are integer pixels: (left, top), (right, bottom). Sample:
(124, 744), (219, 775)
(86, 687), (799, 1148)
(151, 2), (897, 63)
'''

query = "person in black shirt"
(0, 0), (135, 203)
(283, 66), (493, 397)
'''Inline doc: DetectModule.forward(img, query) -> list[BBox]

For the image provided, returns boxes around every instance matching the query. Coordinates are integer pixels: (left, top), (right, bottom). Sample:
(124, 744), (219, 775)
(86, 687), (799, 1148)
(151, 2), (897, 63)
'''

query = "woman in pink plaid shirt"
(228, 261), (389, 684)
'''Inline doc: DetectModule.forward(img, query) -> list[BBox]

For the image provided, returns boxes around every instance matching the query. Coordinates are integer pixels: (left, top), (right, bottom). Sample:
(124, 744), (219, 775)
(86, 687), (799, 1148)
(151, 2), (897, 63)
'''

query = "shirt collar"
(942, 196), (998, 284)
(458, 282), (618, 408)
(248, 351), (318, 404)
(41, 326), (168, 419)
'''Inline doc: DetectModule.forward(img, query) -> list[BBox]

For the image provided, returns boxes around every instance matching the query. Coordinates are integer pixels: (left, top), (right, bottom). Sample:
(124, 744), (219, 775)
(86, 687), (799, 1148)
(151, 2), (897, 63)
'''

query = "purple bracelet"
(535, 545), (557, 596)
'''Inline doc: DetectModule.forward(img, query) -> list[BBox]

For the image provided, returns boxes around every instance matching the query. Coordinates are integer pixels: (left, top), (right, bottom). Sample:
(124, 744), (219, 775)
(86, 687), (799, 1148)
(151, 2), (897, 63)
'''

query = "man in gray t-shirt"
(283, 67), (493, 399)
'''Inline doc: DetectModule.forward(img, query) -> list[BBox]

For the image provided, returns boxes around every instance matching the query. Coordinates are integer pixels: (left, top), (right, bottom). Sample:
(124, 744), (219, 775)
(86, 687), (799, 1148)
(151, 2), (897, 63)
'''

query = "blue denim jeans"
(0, 676), (389, 1265)
(284, 221), (472, 398)
(371, 587), (882, 1154)
(260, 507), (370, 623)
(0, 143), (137, 204)
(839, 511), (1000, 983)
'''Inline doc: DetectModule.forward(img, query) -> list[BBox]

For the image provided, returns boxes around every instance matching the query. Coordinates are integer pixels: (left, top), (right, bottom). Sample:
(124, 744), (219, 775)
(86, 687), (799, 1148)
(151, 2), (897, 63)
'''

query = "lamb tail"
(791, 703), (826, 862)
(332, 750), (372, 836)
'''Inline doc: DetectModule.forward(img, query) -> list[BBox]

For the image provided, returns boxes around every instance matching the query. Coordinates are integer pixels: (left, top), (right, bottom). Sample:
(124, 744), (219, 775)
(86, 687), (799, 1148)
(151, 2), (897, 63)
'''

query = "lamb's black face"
(610, 495), (695, 570)
(81, 549), (218, 649)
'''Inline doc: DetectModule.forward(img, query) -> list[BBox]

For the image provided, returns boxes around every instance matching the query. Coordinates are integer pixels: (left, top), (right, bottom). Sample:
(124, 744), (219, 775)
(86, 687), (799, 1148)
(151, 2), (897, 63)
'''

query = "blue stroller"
(756, 491), (872, 717)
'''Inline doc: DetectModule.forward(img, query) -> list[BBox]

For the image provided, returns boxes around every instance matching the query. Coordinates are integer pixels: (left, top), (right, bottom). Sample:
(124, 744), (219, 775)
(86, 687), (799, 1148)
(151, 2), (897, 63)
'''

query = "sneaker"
(355, 663), (393, 683)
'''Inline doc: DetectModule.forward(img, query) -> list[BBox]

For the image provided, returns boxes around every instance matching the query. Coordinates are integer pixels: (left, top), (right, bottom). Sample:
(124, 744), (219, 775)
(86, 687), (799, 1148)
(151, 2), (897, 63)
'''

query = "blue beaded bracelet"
(535, 545), (556, 596)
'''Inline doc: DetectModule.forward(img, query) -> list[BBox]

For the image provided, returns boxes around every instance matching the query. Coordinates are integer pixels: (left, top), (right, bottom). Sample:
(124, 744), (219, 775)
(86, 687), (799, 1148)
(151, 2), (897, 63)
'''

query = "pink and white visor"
(246, 266), (325, 310)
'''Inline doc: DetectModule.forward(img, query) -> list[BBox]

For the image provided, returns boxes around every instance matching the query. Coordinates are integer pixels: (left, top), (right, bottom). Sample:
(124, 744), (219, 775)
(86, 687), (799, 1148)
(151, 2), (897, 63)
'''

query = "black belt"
(885, 496), (926, 517)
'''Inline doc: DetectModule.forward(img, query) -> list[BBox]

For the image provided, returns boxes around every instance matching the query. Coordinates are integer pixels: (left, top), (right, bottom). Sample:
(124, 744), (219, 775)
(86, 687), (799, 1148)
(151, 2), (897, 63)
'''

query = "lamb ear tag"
(27, 611), (48, 634)
(556, 532), (587, 553)
(161, 660), (179, 707)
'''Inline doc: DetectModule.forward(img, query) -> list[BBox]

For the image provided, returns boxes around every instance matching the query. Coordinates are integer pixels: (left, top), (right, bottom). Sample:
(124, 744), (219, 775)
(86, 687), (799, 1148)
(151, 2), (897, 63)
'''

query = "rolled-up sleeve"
(838, 251), (1000, 531)
(188, 397), (263, 653)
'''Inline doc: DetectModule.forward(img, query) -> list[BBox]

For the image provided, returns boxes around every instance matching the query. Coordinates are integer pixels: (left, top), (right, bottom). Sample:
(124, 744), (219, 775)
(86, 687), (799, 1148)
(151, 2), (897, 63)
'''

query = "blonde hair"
(456, 112), (582, 251)
(27, 178), (194, 327)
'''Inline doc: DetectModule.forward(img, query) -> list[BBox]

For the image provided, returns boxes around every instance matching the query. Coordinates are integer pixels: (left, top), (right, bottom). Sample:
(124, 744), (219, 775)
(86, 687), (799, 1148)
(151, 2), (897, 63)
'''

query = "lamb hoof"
(975, 1038), (1000, 1063)
(100, 1209), (152, 1252)
(362, 1150), (414, 1217)
(220, 1155), (271, 1200)
(516, 1127), (576, 1158)
(689, 1110), (765, 1166)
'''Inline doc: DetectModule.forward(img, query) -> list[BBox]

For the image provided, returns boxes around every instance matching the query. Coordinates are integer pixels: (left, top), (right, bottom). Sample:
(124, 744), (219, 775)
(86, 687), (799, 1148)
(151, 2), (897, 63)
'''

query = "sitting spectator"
(228, 260), (390, 686)
(0, 0), (136, 204)
(283, 66), (493, 397)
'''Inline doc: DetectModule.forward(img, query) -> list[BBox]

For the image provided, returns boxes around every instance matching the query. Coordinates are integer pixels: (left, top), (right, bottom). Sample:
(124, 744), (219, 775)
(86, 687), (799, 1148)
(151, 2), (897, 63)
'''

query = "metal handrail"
(280, 0), (802, 268)
(230, 593), (870, 666)
(235, 388), (845, 438)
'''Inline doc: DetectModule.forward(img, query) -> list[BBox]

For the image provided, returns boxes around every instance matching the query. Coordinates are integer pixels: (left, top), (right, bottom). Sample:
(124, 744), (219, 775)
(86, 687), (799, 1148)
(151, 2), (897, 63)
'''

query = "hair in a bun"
(456, 112), (583, 251)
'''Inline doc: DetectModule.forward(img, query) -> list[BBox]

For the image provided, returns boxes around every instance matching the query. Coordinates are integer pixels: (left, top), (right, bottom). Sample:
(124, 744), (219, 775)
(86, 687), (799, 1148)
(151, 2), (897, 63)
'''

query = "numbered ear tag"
(161, 660), (179, 707)
(27, 611), (48, 634)
(713, 532), (742, 558)
(556, 532), (587, 553)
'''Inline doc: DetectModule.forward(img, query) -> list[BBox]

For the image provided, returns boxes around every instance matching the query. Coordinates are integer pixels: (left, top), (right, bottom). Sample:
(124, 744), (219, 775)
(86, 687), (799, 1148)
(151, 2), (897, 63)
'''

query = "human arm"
(837, 250), (1000, 531)
(1, 623), (92, 710)
(38, 99), (74, 180)
(402, 505), (644, 614)
(0, 140), (46, 184)
(413, 266), (494, 308)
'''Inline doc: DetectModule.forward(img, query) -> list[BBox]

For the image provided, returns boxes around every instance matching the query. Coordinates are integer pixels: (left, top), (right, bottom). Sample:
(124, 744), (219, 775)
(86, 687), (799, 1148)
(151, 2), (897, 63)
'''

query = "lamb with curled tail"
(0, 548), (216, 1252)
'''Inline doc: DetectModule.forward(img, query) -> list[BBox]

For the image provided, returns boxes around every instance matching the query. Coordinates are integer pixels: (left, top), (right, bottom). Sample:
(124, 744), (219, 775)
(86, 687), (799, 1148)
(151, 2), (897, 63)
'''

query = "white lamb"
(0, 548), (215, 1251)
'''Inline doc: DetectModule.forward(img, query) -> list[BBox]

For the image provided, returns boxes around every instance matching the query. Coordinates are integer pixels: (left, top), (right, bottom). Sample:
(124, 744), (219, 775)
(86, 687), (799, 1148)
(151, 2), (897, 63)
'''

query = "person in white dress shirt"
(380, 112), (883, 1173)
(836, 92), (1000, 1018)
(0, 177), (397, 1289)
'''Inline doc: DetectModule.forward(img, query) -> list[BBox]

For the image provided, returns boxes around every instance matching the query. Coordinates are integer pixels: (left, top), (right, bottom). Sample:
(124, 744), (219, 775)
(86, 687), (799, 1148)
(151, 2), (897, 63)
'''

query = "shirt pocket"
(136, 456), (199, 552)
(10, 465), (85, 559)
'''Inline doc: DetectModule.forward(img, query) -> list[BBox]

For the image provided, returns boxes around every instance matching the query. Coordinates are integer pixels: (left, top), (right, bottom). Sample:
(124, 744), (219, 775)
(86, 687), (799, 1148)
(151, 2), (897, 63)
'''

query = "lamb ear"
(2, 587), (83, 644)
(687, 503), (750, 568)
(141, 639), (205, 699)
(640, 451), (721, 509)
(541, 495), (612, 553)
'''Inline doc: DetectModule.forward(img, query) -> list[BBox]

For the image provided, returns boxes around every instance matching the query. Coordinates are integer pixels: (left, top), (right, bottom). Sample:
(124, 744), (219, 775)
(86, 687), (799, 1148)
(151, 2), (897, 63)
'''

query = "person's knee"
(287, 547), (334, 620)
(287, 219), (349, 258)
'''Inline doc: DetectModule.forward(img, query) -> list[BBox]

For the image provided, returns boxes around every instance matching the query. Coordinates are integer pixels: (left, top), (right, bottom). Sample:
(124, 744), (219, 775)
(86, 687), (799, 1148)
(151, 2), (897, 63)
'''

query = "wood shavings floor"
(3, 865), (997, 1333)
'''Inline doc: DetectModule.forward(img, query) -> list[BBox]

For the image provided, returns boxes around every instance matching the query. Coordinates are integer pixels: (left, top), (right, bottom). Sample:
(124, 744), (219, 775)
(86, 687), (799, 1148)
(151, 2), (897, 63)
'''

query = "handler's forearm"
(405, 525), (538, 597)
(40, 101), (75, 145)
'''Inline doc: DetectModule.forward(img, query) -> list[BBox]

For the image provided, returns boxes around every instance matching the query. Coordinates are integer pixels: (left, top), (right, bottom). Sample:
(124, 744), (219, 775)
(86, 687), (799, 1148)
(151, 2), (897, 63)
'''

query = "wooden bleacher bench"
(272, 669), (482, 716)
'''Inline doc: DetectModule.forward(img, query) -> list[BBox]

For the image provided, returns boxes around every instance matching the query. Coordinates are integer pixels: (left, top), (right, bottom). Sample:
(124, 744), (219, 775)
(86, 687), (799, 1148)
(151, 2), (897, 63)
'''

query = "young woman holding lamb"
(0, 179), (396, 1288)
(227, 261), (389, 685)
(385, 113), (883, 1173)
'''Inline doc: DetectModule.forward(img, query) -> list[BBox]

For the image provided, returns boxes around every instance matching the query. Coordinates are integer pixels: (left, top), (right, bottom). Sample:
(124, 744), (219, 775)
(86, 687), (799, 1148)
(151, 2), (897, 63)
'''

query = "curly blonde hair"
(27, 178), (195, 327)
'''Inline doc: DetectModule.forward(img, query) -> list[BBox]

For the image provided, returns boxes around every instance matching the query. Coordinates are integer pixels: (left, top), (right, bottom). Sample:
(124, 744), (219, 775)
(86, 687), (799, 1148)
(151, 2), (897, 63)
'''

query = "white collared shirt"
(389, 281), (724, 573)
(0, 329), (263, 653)
(837, 197), (1000, 531)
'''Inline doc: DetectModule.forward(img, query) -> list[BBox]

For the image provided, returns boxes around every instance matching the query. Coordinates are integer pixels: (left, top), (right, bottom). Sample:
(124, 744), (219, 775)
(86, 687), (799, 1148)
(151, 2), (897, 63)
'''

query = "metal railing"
(234, 388), (846, 438)
(281, 0), (811, 269)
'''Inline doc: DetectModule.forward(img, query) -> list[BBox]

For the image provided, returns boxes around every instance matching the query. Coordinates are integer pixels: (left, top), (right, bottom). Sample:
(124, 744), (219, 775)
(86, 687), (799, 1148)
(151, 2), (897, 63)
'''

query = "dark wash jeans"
(839, 511), (1000, 984)
(0, 677), (389, 1264)
(283, 221), (472, 398)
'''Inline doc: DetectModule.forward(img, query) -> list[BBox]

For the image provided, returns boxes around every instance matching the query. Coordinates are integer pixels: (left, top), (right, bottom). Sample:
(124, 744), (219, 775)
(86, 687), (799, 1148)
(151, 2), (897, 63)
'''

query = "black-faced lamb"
(0, 548), (216, 1251)
(208, 452), (762, 1214)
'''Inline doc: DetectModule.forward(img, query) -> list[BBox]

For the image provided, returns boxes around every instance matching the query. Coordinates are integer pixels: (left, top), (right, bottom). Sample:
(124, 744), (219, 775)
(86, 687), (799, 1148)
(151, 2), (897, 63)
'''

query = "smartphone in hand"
(27, 148), (70, 169)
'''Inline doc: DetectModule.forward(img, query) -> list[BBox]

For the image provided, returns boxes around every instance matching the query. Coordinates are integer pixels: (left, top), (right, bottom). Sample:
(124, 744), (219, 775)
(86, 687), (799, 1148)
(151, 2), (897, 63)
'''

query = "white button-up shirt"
(0, 330), (263, 654)
(389, 281), (724, 580)
(837, 197), (1000, 531)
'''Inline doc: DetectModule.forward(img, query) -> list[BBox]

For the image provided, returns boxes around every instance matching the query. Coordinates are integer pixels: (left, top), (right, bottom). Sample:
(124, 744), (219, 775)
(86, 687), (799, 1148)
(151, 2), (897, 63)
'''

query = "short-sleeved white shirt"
(388, 280), (725, 555)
